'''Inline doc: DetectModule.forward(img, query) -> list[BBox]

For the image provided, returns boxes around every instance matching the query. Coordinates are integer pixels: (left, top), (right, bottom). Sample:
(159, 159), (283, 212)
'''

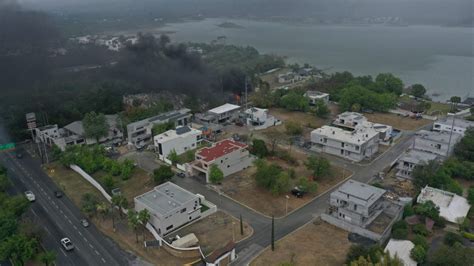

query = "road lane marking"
(83, 237), (88, 242)
(94, 250), (100, 256)
(101, 258), (106, 263)
(60, 249), (67, 256)
(78, 231), (83, 236)
(73, 225), (77, 230)
(89, 244), (94, 249)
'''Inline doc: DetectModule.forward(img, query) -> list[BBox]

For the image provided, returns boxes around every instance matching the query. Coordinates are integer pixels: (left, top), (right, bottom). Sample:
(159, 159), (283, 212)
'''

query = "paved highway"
(0, 124), (133, 266)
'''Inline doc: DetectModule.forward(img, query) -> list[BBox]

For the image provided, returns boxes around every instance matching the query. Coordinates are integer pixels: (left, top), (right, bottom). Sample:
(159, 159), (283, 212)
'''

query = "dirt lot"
(46, 162), (195, 265)
(172, 211), (252, 255)
(220, 148), (351, 217)
(251, 220), (351, 266)
(269, 108), (330, 129)
(364, 112), (432, 131)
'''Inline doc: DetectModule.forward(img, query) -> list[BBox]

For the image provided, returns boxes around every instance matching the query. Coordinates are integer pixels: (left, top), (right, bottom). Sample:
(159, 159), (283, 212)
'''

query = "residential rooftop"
(312, 125), (379, 145)
(127, 108), (191, 130)
(333, 180), (386, 207)
(417, 186), (471, 223)
(154, 126), (201, 143)
(64, 114), (119, 136)
(196, 139), (247, 162)
(304, 90), (329, 98)
(208, 103), (240, 115)
(384, 239), (416, 266)
(134, 182), (197, 216)
(416, 130), (462, 144)
(434, 117), (474, 129)
(399, 149), (437, 164)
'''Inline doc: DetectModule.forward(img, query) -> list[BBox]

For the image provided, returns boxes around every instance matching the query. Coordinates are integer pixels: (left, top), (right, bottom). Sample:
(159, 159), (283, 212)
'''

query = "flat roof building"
(154, 126), (202, 160)
(417, 186), (471, 224)
(384, 239), (416, 266)
(134, 182), (202, 236)
(304, 90), (329, 105)
(396, 149), (438, 179)
(195, 103), (240, 125)
(414, 130), (462, 157)
(433, 117), (474, 136)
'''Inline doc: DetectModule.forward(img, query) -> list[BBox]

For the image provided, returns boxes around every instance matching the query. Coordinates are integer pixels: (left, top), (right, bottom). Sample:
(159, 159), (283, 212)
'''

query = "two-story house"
(396, 149), (437, 179)
(154, 126), (203, 160)
(413, 130), (462, 157)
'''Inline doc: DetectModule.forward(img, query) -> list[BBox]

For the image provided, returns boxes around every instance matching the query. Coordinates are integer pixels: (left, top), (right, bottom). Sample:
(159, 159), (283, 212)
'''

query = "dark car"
(291, 186), (306, 198)
(177, 172), (186, 178)
(54, 191), (63, 198)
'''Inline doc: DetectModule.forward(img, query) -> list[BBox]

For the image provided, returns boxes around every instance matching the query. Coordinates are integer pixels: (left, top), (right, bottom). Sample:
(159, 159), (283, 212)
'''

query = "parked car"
(80, 219), (89, 228)
(60, 238), (74, 251)
(176, 172), (186, 178)
(291, 186), (306, 198)
(24, 191), (35, 202)
(54, 190), (63, 198)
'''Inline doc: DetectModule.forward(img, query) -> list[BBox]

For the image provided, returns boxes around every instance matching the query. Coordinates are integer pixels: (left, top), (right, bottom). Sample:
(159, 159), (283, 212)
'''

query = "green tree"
(412, 235), (429, 250)
(429, 242), (474, 266)
(313, 99), (330, 118)
(412, 160), (462, 195)
(152, 121), (175, 136)
(443, 232), (464, 246)
(153, 165), (174, 184)
(346, 245), (383, 265)
(411, 84), (426, 98)
(102, 175), (115, 193)
(280, 91), (309, 111)
(305, 155), (331, 178)
(254, 159), (282, 190)
(414, 201), (440, 220)
(410, 245), (427, 264)
(454, 128), (474, 162)
(38, 250), (56, 266)
(0, 173), (11, 192)
(82, 111), (109, 142)
(0, 234), (38, 266)
(297, 177), (318, 193)
(81, 193), (99, 217)
(468, 187), (474, 205)
(209, 165), (224, 184)
(271, 172), (291, 195)
(96, 202), (109, 221)
(127, 210), (140, 243)
(138, 209), (151, 241)
(167, 149), (179, 165)
(252, 139), (269, 158)
(111, 194), (128, 218)
(375, 73), (403, 95)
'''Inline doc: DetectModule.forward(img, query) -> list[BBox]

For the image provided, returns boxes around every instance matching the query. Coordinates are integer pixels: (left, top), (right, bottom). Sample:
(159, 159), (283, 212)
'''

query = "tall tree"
(375, 73), (403, 95)
(411, 84), (427, 98)
(0, 234), (38, 266)
(138, 209), (151, 241)
(305, 155), (331, 178)
(82, 111), (108, 142)
(111, 194), (128, 218)
(127, 210), (140, 243)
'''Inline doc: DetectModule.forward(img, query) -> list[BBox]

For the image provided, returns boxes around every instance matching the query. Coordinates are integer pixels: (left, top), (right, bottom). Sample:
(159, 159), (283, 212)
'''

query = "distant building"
(304, 91), (329, 105)
(134, 182), (202, 236)
(433, 117), (474, 136)
(334, 112), (392, 141)
(195, 103), (240, 125)
(34, 124), (86, 151)
(396, 150), (438, 179)
(384, 239), (416, 266)
(154, 126), (203, 160)
(413, 130), (462, 157)
(63, 114), (123, 146)
(417, 186), (471, 224)
(278, 72), (299, 83)
(244, 107), (280, 129)
(311, 125), (379, 162)
(191, 139), (253, 183)
(126, 109), (192, 147)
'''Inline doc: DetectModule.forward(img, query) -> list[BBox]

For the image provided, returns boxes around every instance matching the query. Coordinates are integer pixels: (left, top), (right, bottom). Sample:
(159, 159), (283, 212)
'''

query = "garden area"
(219, 139), (351, 217)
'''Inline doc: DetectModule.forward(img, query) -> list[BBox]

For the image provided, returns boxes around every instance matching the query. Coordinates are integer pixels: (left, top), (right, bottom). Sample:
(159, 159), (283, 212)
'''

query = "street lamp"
(285, 195), (290, 215)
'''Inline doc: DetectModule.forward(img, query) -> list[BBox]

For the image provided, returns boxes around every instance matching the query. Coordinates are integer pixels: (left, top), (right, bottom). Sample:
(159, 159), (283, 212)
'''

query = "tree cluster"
(254, 159), (290, 195)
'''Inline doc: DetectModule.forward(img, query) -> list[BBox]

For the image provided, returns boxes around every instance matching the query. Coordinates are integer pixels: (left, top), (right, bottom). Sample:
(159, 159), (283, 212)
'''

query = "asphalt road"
(0, 125), (133, 266)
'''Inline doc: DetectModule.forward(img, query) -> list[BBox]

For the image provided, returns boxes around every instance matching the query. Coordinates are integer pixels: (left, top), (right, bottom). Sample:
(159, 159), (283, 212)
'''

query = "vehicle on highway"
(60, 238), (74, 251)
(80, 219), (90, 228)
(54, 190), (63, 198)
(24, 191), (35, 202)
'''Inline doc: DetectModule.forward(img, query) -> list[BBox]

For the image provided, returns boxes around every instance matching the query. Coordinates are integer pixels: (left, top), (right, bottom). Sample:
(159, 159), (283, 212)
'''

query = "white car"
(24, 191), (35, 202)
(60, 238), (74, 251)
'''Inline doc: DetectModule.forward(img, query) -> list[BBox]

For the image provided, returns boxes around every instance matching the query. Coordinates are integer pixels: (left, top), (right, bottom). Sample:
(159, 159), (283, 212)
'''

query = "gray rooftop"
(333, 180), (386, 207)
(434, 117), (474, 129)
(416, 130), (462, 144)
(135, 182), (197, 216)
(64, 115), (119, 136)
(399, 149), (437, 164)
(127, 108), (191, 131)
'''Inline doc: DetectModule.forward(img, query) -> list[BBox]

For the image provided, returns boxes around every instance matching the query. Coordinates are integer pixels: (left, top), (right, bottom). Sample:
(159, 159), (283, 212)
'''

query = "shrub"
(410, 245), (427, 264)
(412, 234), (429, 250)
(392, 220), (408, 230)
(412, 224), (429, 236)
(403, 204), (415, 218)
(444, 232), (464, 246)
(102, 175), (115, 193)
(252, 139), (268, 158)
(153, 165), (174, 184)
(392, 228), (408, 239)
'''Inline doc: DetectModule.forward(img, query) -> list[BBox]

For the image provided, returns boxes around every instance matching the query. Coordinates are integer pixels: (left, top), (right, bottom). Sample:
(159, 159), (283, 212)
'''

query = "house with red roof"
(191, 139), (254, 183)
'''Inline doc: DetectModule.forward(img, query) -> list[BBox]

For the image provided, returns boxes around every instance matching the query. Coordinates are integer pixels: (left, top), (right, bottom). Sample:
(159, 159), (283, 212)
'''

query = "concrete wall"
(322, 214), (383, 241)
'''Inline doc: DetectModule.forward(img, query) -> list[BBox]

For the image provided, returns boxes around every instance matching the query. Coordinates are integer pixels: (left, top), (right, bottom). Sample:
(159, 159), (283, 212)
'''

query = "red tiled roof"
(197, 139), (247, 162)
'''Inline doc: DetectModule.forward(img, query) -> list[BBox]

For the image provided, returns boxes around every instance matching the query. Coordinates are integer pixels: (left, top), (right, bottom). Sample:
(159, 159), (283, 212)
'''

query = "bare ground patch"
(364, 112), (432, 131)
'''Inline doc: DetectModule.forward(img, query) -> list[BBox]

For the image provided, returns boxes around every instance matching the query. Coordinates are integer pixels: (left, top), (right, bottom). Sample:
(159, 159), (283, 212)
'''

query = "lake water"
(160, 18), (474, 101)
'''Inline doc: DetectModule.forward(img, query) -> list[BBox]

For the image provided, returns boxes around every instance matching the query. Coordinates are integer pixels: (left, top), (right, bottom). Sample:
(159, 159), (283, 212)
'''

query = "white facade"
(334, 112), (393, 141)
(244, 107), (280, 129)
(413, 130), (462, 157)
(417, 186), (471, 224)
(311, 125), (380, 162)
(304, 91), (330, 105)
(134, 182), (202, 236)
(191, 139), (254, 183)
(433, 117), (474, 136)
(154, 126), (202, 159)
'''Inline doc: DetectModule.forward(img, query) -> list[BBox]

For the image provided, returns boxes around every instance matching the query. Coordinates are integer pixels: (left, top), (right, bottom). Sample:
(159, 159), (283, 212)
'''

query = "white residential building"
(191, 139), (253, 183)
(134, 182), (202, 236)
(417, 186), (471, 224)
(304, 90), (330, 105)
(413, 130), (462, 157)
(433, 116), (474, 136)
(396, 149), (438, 179)
(154, 126), (203, 160)
(311, 125), (380, 162)
(244, 107), (280, 129)
(384, 239), (416, 266)
(196, 103), (240, 124)
(127, 108), (192, 147)
(334, 112), (393, 141)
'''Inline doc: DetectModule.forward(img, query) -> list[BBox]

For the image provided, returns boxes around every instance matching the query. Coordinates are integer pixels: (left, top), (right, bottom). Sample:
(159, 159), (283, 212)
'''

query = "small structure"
(244, 107), (280, 129)
(304, 90), (329, 105)
(195, 103), (240, 125)
(171, 233), (199, 248)
(277, 72), (301, 84)
(154, 126), (203, 160)
(63, 114), (123, 146)
(417, 186), (471, 224)
(413, 130), (462, 157)
(433, 116), (474, 136)
(126, 108), (192, 147)
(384, 239), (416, 266)
(134, 182), (203, 236)
(204, 241), (236, 266)
(396, 149), (438, 179)
(191, 139), (253, 183)
(311, 125), (380, 162)
(322, 180), (403, 243)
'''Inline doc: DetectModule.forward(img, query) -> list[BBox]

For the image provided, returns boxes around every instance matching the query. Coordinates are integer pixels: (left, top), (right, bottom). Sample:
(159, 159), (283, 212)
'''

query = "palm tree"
(138, 209), (151, 241)
(39, 251), (56, 266)
(127, 210), (140, 243)
(111, 194), (128, 218)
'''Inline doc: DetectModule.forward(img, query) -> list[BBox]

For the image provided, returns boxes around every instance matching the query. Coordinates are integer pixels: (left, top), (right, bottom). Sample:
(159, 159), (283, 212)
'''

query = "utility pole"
(42, 141), (49, 164)
(271, 215), (275, 251)
(446, 113), (456, 157)
(240, 214), (243, 236)
(244, 76), (248, 110)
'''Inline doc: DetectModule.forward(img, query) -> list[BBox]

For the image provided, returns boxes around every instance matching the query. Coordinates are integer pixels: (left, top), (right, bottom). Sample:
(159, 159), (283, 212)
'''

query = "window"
(166, 225), (173, 231)
(355, 145), (359, 151)
(340, 149), (344, 155)
(354, 205), (357, 211)
(341, 142), (345, 147)
(435, 144), (441, 149)
(181, 208), (186, 213)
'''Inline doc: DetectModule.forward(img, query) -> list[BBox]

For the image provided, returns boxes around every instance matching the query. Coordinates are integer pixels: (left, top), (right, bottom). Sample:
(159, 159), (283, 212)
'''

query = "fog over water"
(161, 18), (474, 101)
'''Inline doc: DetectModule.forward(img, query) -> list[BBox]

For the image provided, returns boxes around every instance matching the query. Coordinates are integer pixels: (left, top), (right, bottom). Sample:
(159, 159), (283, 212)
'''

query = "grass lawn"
(427, 101), (452, 115)
(251, 220), (351, 266)
(45, 162), (199, 265)
(364, 112), (432, 131)
(220, 148), (351, 217)
(171, 211), (253, 255)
